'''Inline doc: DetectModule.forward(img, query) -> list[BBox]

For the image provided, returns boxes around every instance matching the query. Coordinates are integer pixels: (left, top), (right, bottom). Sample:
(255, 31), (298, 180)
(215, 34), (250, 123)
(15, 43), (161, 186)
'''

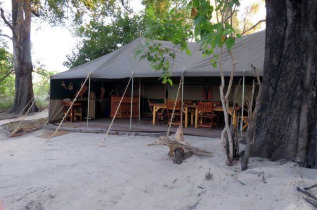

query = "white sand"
(0, 109), (48, 126)
(0, 130), (316, 210)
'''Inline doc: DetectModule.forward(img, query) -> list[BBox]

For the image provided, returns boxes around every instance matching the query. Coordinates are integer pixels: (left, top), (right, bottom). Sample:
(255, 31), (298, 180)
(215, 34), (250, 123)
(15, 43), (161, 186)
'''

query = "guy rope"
(10, 77), (50, 137)
(47, 73), (91, 141)
(100, 73), (134, 147)
(166, 72), (184, 137)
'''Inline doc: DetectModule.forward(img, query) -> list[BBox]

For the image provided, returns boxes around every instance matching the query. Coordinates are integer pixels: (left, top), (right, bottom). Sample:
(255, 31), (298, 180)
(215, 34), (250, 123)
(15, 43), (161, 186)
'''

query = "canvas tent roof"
(51, 30), (265, 80)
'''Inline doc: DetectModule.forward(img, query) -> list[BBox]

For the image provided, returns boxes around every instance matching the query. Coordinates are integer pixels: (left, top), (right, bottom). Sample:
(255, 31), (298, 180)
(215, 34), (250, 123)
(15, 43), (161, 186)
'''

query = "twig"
(31, 9), (40, 17)
(261, 171), (267, 183)
(300, 168), (303, 179)
(120, 0), (132, 13)
(241, 19), (266, 35)
(232, 176), (245, 186)
(0, 69), (14, 84)
(0, 8), (13, 31)
(0, 33), (12, 40)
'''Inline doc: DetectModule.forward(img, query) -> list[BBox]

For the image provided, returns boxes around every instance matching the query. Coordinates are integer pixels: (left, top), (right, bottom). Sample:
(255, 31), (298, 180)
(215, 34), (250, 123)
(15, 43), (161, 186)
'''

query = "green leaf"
(236, 33), (242, 38)
(167, 78), (173, 86)
(185, 47), (191, 55)
(225, 37), (235, 50)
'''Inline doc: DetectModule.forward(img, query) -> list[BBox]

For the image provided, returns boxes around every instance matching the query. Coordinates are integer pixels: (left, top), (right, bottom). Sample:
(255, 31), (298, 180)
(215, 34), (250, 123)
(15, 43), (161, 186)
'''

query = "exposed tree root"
(297, 184), (317, 208)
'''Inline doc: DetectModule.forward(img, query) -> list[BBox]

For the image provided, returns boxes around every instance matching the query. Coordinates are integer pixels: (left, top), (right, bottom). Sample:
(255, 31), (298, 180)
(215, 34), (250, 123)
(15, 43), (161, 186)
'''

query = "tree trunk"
(252, 0), (317, 168)
(9, 0), (38, 114)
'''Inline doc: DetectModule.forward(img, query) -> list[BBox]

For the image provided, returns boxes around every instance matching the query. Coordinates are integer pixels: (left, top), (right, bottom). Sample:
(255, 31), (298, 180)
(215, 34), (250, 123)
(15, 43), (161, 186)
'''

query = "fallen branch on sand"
(148, 125), (212, 164)
(297, 184), (317, 208)
(148, 136), (213, 156)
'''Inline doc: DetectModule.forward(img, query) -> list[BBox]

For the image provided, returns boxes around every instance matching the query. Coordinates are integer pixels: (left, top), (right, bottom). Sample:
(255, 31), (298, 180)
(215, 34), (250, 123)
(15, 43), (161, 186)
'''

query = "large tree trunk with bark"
(9, 0), (37, 114)
(252, 0), (317, 168)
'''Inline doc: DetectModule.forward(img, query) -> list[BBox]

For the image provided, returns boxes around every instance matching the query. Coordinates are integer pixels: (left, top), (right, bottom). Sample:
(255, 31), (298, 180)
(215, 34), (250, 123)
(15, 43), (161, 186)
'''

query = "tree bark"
(9, 0), (38, 114)
(252, 0), (317, 168)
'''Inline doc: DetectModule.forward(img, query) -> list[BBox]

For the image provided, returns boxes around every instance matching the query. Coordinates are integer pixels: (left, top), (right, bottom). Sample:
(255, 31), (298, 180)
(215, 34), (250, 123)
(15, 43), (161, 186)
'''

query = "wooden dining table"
(185, 104), (199, 128)
(151, 103), (240, 129)
(212, 106), (240, 128)
(151, 103), (189, 128)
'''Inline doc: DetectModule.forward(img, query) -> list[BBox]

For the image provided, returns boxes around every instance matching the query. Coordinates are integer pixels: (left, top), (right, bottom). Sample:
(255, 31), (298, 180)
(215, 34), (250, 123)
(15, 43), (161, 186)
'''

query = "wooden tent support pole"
(48, 73), (91, 141)
(166, 76), (183, 137)
(240, 69), (245, 136)
(139, 78), (141, 122)
(100, 73), (133, 146)
(130, 73), (134, 131)
(180, 70), (185, 125)
(86, 77), (91, 127)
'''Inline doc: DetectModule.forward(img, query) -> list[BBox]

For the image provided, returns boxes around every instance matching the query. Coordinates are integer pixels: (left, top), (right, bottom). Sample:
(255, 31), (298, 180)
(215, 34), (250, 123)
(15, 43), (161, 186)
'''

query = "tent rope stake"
(10, 77), (50, 137)
(100, 73), (133, 146)
(47, 73), (91, 141)
(166, 76), (183, 137)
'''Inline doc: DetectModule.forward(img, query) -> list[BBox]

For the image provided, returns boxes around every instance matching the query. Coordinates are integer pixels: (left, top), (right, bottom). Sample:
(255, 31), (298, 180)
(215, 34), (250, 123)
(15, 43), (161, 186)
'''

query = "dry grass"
(2, 118), (48, 137)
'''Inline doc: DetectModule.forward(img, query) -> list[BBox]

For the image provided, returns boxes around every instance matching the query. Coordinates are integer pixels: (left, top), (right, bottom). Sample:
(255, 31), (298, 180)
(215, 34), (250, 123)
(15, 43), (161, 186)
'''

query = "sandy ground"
(0, 126), (317, 210)
(0, 109), (48, 126)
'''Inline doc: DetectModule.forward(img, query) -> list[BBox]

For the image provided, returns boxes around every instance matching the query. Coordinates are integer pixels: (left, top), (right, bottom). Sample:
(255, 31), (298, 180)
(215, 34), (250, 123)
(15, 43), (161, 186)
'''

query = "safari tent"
(48, 30), (265, 128)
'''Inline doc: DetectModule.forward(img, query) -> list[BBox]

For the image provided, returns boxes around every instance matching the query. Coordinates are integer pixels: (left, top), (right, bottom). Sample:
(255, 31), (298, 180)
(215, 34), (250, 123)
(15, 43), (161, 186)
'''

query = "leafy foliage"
(137, 0), (241, 83)
(64, 14), (145, 68)
(32, 64), (55, 109)
(0, 47), (52, 109)
(0, 47), (14, 109)
(232, 0), (265, 35)
(136, 0), (193, 85)
(190, 0), (241, 65)
(32, 0), (118, 25)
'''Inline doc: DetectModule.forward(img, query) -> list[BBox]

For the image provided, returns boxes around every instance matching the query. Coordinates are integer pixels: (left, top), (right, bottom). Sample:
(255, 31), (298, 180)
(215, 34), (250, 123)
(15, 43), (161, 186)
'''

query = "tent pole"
(48, 78), (51, 122)
(180, 70), (185, 125)
(240, 69), (245, 136)
(139, 78), (141, 122)
(130, 73), (134, 131)
(87, 77), (91, 127)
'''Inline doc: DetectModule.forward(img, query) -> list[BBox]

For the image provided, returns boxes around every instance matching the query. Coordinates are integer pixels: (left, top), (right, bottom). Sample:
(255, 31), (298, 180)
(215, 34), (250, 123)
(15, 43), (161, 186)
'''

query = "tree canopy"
(64, 13), (144, 68)
(0, 0), (128, 113)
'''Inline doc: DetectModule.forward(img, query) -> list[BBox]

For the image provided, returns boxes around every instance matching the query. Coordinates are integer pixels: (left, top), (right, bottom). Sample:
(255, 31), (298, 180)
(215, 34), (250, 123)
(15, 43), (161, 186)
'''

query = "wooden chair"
(167, 100), (183, 125)
(197, 102), (217, 129)
(211, 101), (222, 107)
(148, 99), (165, 124)
(61, 101), (83, 122)
(239, 116), (248, 130)
(239, 106), (249, 130)
(73, 106), (82, 121)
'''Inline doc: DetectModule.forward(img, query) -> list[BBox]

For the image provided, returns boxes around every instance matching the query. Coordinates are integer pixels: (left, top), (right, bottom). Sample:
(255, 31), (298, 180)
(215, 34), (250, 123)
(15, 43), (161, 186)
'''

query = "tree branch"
(0, 8), (13, 32)
(241, 19), (266, 35)
(120, 0), (132, 13)
(225, 6), (237, 24)
(0, 69), (14, 84)
(0, 33), (12, 40)
(31, 9), (40, 17)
